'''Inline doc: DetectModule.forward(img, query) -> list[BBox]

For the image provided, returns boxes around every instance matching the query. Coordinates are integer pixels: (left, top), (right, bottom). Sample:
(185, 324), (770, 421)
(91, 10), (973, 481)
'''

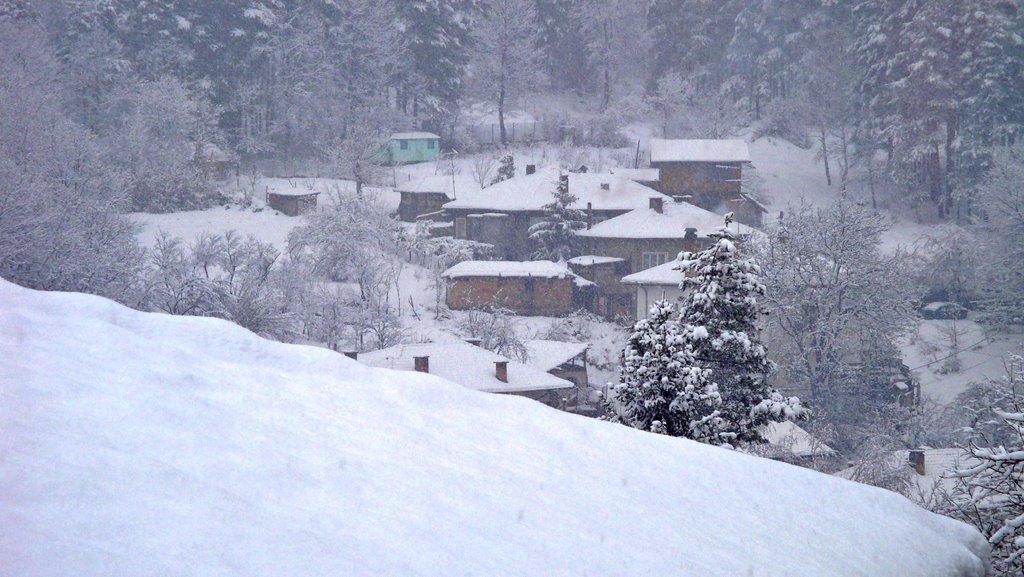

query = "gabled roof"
(578, 200), (754, 240)
(609, 167), (660, 181)
(396, 174), (481, 199)
(650, 139), (751, 163)
(524, 340), (589, 372)
(391, 131), (440, 140)
(567, 255), (626, 267)
(443, 168), (671, 212)
(621, 259), (685, 286)
(358, 340), (574, 394)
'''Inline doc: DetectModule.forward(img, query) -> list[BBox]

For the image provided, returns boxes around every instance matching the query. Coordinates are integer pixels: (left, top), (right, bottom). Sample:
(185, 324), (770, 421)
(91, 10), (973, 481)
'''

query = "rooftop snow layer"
(0, 279), (991, 577)
(390, 131), (440, 140)
(837, 448), (979, 503)
(567, 255), (626, 266)
(620, 259), (687, 285)
(358, 340), (573, 394)
(760, 421), (837, 458)
(442, 260), (577, 280)
(578, 200), (754, 239)
(443, 168), (670, 212)
(523, 340), (589, 372)
(395, 174), (481, 199)
(650, 138), (752, 163)
(609, 167), (660, 181)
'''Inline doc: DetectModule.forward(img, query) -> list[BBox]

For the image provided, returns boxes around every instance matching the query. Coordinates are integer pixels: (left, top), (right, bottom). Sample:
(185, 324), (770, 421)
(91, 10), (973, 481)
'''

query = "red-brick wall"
(446, 276), (575, 316)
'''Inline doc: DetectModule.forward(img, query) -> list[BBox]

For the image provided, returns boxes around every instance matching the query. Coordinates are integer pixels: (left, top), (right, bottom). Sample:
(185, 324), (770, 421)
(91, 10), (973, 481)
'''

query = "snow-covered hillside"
(0, 280), (989, 576)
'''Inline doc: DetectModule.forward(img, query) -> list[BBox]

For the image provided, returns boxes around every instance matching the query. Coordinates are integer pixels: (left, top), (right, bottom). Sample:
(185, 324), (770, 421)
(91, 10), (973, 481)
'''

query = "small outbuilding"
(442, 260), (595, 317)
(397, 174), (480, 222)
(387, 132), (441, 164)
(267, 189), (320, 217)
(192, 143), (237, 181)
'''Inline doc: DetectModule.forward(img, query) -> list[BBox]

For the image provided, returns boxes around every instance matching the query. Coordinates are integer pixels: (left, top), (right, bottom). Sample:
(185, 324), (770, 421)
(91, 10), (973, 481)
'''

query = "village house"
(387, 132), (441, 164)
(649, 138), (766, 228)
(443, 168), (671, 260)
(442, 260), (595, 316)
(620, 258), (688, 319)
(757, 421), (838, 466)
(523, 340), (589, 388)
(576, 197), (754, 318)
(396, 174), (481, 222)
(192, 142), (237, 181)
(356, 340), (574, 408)
(609, 167), (661, 191)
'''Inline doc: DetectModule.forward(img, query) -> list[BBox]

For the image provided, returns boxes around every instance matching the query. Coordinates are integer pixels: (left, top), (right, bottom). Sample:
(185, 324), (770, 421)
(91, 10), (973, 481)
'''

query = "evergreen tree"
(676, 214), (807, 443)
(491, 154), (514, 184)
(611, 300), (724, 443)
(528, 174), (585, 261)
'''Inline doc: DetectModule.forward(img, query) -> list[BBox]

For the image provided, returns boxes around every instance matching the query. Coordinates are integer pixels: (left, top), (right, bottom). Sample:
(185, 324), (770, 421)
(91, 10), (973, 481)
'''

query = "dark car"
(919, 301), (968, 320)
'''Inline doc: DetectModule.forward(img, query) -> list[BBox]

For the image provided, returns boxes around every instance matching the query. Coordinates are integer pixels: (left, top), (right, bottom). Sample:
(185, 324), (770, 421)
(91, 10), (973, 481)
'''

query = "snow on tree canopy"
(0, 279), (991, 576)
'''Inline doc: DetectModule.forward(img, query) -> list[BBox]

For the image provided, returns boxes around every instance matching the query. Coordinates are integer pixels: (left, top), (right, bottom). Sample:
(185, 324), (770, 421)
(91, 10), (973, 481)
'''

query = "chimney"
(586, 202), (593, 229)
(465, 338), (483, 347)
(684, 227), (698, 240)
(649, 197), (664, 214)
(526, 164), (536, 175)
(909, 449), (926, 475)
(343, 351), (358, 360)
(600, 182), (610, 190)
(495, 361), (508, 383)
(414, 355), (429, 373)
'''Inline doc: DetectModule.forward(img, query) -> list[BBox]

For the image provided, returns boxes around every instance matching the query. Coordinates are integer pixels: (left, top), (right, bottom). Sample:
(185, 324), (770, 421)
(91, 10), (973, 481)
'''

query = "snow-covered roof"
(524, 340), (589, 372)
(621, 259), (686, 286)
(760, 421), (837, 458)
(578, 199), (754, 239)
(443, 168), (671, 212)
(567, 255), (626, 267)
(358, 340), (573, 394)
(442, 260), (578, 280)
(0, 279), (991, 577)
(836, 447), (979, 502)
(650, 139), (752, 163)
(396, 174), (481, 199)
(391, 131), (440, 140)
(609, 167), (660, 181)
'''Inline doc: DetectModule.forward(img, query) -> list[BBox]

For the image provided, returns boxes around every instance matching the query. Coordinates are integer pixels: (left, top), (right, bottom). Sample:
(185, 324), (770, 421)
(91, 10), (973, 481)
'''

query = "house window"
(455, 217), (467, 239)
(642, 252), (668, 269)
(427, 139), (436, 149)
(400, 139), (409, 150)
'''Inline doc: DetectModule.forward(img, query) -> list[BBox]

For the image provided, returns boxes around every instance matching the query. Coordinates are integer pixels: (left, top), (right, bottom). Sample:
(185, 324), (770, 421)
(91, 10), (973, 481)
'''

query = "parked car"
(919, 301), (968, 320)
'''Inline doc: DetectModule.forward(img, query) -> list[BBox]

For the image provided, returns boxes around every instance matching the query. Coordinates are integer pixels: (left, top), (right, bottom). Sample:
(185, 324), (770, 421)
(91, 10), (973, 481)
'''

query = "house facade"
(388, 132), (440, 164)
(442, 260), (595, 317)
(396, 175), (480, 222)
(649, 138), (765, 228)
(267, 191), (319, 216)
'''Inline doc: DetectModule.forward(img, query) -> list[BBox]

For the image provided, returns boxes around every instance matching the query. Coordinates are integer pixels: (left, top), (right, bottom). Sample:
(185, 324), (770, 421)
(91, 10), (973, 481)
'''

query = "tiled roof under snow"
(609, 167), (660, 181)
(391, 131), (440, 140)
(650, 139), (751, 163)
(578, 200), (754, 239)
(442, 260), (577, 280)
(523, 340), (589, 372)
(621, 259), (686, 286)
(358, 340), (573, 394)
(443, 168), (670, 212)
(396, 174), (481, 199)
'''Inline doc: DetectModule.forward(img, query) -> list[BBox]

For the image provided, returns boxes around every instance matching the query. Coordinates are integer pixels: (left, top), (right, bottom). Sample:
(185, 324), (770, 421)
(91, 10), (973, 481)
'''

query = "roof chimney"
(586, 202), (593, 229)
(495, 360), (508, 383)
(526, 164), (536, 175)
(414, 355), (429, 373)
(684, 227), (698, 240)
(649, 197), (664, 214)
(909, 449), (925, 476)
(465, 338), (483, 347)
(343, 351), (358, 360)
(559, 174), (569, 189)
(600, 182), (610, 190)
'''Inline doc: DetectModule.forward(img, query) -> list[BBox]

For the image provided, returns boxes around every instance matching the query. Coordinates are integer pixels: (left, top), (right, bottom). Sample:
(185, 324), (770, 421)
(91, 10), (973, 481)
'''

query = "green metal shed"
(388, 132), (441, 164)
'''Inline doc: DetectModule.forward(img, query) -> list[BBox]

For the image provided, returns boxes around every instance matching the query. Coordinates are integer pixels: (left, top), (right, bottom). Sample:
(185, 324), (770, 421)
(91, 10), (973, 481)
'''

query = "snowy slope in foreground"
(0, 280), (989, 577)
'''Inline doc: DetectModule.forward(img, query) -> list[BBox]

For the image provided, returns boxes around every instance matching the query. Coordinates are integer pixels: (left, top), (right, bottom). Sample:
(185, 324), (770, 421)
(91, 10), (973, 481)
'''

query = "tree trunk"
(820, 128), (832, 186)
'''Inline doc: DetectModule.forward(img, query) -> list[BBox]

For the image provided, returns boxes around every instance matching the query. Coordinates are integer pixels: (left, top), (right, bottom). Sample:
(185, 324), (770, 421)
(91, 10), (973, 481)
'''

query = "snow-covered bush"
(457, 308), (528, 362)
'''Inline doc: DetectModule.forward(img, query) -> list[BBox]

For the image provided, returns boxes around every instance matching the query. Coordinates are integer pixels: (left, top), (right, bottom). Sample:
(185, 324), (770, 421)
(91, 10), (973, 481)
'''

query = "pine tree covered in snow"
(491, 154), (514, 184)
(676, 214), (807, 443)
(528, 174), (585, 261)
(611, 300), (724, 443)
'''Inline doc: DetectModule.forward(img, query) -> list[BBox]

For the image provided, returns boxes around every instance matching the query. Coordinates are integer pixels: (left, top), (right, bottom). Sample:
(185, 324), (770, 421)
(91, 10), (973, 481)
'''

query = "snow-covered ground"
(0, 279), (991, 576)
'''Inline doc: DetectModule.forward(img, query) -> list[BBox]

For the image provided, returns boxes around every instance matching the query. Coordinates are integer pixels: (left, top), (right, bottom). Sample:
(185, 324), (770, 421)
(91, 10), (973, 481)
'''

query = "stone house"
(443, 168), (671, 259)
(441, 260), (595, 317)
(356, 340), (574, 408)
(396, 174), (481, 222)
(567, 255), (633, 319)
(649, 138), (766, 228)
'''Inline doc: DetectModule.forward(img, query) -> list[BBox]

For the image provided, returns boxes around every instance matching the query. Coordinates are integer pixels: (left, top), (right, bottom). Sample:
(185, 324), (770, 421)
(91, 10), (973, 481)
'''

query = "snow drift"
(0, 279), (989, 576)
